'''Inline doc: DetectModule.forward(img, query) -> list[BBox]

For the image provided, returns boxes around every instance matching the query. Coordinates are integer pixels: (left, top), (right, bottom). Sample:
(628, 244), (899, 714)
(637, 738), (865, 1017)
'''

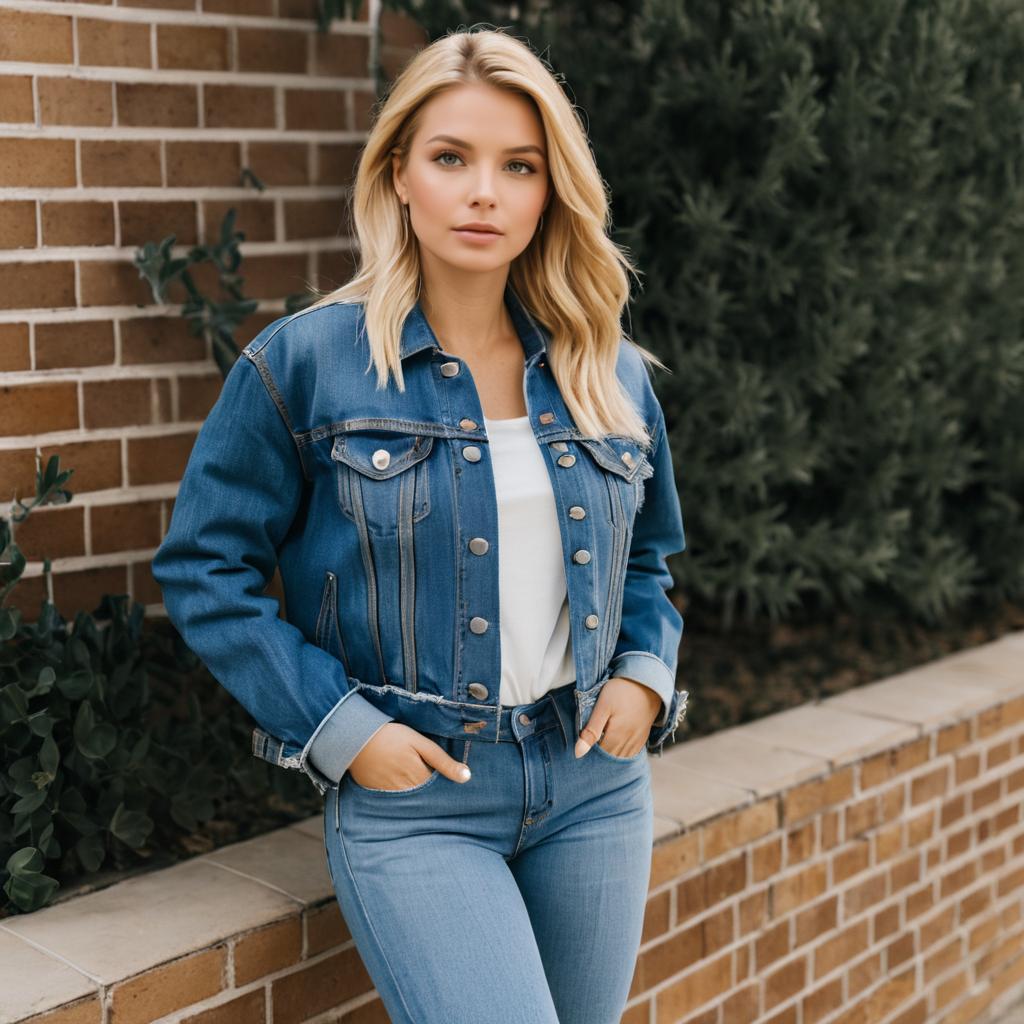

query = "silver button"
(459, 418), (478, 429)
(371, 449), (391, 470)
(621, 451), (634, 465)
(569, 506), (586, 520)
(573, 549), (591, 565)
(463, 446), (482, 462)
(469, 616), (489, 634)
(468, 682), (489, 699)
(585, 613), (599, 629)
(518, 713), (531, 725)
(468, 537), (489, 555)
(551, 441), (568, 452)
(557, 454), (576, 468)
(440, 361), (460, 377)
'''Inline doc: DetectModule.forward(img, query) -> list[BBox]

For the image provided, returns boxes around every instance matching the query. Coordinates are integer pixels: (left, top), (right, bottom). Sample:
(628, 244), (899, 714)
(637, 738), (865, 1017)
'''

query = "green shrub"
(388, 0), (1024, 627)
(0, 457), (319, 916)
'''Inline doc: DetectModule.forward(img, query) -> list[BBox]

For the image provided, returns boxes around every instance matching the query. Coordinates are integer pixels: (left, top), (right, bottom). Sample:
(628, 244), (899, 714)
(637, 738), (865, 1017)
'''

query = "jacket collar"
(399, 281), (549, 363)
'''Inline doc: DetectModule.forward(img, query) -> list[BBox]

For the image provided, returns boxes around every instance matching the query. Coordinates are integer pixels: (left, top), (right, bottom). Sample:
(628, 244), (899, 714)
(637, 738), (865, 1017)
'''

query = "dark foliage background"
(382, 0), (1024, 630)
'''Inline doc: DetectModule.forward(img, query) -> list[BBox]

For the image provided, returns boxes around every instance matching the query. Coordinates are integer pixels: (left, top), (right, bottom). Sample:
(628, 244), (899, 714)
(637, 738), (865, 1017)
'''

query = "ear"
(391, 149), (406, 204)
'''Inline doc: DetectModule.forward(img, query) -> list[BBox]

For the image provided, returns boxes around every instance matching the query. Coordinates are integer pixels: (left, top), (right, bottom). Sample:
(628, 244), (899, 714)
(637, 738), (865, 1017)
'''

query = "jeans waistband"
(353, 680), (578, 749)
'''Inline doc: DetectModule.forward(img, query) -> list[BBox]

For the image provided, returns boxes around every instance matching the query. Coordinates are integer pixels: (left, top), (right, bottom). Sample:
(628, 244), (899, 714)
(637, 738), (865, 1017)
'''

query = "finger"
(575, 709), (609, 758)
(417, 737), (472, 783)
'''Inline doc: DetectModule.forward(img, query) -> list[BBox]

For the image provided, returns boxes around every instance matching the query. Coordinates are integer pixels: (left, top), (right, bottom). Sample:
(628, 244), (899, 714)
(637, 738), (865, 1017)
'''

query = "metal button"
(621, 451), (634, 465)
(440, 361), (460, 377)
(468, 537), (489, 555)
(463, 446), (482, 462)
(573, 549), (591, 565)
(551, 441), (568, 452)
(585, 613), (599, 629)
(569, 506), (586, 520)
(518, 713), (531, 725)
(371, 449), (391, 470)
(557, 454), (576, 468)
(468, 682), (489, 699)
(469, 616), (489, 634)
(539, 412), (555, 424)
(459, 418), (478, 429)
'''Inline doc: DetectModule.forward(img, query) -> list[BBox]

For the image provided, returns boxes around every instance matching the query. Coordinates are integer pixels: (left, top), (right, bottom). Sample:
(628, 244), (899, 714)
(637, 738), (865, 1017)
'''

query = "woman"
(152, 26), (688, 1024)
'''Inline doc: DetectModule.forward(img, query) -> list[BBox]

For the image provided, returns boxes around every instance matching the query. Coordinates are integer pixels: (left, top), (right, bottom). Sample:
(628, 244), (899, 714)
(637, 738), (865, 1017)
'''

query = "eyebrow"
(424, 134), (547, 158)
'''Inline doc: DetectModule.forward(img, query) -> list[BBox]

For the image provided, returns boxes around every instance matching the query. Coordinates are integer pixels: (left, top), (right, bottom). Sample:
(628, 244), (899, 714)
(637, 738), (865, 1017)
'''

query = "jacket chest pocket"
(331, 430), (433, 536)
(576, 436), (654, 528)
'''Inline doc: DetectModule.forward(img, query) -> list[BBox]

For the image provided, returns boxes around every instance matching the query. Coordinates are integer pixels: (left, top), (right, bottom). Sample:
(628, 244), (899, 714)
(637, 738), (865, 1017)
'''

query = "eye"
(507, 159), (537, 176)
(432, 151), (537, 176)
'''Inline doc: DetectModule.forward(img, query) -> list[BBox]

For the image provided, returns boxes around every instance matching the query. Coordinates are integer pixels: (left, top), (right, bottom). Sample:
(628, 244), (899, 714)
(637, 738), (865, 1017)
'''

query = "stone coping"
(3, 631), (1022, 1022)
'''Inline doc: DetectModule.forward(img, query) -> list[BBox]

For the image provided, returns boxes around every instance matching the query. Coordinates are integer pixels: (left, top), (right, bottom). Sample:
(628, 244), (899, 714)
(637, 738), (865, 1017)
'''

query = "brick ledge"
(3, 630), (1022, 1022)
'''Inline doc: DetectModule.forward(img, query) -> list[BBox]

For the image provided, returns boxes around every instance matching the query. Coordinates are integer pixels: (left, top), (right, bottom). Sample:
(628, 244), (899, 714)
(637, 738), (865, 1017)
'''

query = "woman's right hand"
(347, 722), (472, 790)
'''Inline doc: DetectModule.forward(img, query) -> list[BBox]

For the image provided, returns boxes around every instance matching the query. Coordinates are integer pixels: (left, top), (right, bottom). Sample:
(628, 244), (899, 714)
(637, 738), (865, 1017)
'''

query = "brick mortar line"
(2, 0), (373, 32)
(0, 422), (208, 448)
(0, 296), (329, 327)
(0, 187), (354, 200)
(0, 66), (374, 87)
(0, 236), (352, 265)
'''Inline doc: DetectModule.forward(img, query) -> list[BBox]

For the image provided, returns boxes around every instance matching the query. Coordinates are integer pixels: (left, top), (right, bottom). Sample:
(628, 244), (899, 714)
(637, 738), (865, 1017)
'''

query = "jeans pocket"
(347, 767), (442, 795)
(591, 740), (647, 764)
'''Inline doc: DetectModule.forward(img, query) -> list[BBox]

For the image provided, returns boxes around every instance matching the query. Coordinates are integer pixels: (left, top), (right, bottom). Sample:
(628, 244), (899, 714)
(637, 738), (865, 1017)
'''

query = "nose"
(467, 164), (499, 207)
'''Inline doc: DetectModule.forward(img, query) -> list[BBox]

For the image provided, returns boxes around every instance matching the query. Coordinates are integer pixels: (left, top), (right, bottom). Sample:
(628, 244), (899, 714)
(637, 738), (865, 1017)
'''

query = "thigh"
(323, 748), (561, 1024)
(509, 743), (654, 1024)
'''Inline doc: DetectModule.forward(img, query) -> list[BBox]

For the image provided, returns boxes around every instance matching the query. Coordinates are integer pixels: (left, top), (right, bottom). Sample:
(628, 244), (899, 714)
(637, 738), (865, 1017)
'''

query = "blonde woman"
(153, 25), (688, 1024)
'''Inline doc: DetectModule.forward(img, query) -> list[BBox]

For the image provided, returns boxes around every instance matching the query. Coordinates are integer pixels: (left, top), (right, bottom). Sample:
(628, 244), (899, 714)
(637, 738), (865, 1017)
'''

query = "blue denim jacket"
(151, 283), (688, 796)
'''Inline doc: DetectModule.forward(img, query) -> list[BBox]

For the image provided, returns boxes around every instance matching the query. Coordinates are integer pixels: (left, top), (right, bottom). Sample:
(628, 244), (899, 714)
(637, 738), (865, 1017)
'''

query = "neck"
(418, 272), (515, 360)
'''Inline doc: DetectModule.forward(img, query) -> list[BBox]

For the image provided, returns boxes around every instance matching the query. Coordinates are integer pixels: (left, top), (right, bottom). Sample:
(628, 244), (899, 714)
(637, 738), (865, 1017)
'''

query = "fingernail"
(459, 766), (471, 781)
(575, 739), (590, 758)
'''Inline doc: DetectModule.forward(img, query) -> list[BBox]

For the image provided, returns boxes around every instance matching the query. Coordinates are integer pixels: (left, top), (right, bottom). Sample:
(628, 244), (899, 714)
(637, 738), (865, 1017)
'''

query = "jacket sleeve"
(151, 350), (393, 793)
(607, 401), (689, 754)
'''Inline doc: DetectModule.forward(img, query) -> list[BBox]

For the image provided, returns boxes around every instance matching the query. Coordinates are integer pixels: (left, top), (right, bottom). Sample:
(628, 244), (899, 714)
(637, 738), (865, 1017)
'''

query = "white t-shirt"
(483, 414), (576, 708)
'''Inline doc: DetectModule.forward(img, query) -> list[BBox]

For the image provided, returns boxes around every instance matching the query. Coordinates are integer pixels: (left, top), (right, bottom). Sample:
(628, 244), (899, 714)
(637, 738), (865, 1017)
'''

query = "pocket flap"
(577, 437), (650, 482)
(331, 432), (434, 480)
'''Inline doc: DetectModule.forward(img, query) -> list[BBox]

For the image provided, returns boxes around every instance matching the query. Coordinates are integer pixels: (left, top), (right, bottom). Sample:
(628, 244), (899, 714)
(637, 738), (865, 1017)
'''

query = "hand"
(575, 676), (662, 759)
(347, 722), (472, 790)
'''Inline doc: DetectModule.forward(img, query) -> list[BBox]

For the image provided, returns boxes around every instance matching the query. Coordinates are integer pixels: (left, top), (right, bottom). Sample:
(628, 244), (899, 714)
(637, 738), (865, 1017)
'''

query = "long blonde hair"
(305, 26), (669, 443)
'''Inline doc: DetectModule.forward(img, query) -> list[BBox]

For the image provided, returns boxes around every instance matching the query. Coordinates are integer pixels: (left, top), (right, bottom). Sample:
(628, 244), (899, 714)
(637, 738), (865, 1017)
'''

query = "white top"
(484, 414), (576, 708)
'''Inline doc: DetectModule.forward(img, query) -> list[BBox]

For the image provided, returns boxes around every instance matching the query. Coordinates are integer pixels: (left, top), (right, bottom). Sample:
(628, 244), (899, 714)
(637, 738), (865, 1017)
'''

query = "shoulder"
(243, 300), (363, 363)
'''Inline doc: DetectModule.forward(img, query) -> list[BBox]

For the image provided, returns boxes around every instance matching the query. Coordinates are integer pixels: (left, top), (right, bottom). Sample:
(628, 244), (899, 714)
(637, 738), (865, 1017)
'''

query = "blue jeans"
(322, 680), (655, 1024)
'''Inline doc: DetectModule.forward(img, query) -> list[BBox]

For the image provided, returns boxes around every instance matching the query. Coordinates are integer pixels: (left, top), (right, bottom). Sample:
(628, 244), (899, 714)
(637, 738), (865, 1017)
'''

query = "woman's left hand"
(575, 676), (662, 759)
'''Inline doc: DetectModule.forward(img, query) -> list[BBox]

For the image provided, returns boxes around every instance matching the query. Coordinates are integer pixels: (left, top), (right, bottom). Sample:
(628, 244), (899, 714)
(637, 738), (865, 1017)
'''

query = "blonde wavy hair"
(305, 26), (668, 444)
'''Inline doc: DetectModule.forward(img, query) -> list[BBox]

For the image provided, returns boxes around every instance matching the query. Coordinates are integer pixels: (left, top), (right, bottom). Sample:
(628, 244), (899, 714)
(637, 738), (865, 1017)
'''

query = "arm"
(151, 349), (393, 794)
(607, 402), (688, 754)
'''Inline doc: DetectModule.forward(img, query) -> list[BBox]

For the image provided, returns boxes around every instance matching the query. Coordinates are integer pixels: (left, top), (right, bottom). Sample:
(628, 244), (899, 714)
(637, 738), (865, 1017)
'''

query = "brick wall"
(0, 0), (427, 623)
(6, 635), (1024, 1023)
(638, 699), (1024, 1023)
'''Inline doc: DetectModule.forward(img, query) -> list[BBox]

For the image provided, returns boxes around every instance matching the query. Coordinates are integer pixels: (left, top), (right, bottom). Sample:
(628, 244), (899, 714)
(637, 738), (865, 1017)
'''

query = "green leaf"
(109, 802), (153, 849)
(75, 832), (106, 873)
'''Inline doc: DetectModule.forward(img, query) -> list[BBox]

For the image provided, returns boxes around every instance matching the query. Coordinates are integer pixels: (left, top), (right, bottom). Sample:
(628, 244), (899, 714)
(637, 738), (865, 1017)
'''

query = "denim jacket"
(151, 282), (688, 797)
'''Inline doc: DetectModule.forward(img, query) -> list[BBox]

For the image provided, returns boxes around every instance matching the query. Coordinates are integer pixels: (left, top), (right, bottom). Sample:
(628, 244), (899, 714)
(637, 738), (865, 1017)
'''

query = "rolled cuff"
(302, 688), (395, 786)
(609, 650), (677, 727)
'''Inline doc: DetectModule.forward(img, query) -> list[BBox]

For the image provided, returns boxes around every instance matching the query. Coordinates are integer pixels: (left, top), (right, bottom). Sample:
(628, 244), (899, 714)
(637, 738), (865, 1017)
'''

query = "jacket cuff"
(647, 688), (690, 755)
(608, 651), (676, 727)
(302, 689), (395, 786)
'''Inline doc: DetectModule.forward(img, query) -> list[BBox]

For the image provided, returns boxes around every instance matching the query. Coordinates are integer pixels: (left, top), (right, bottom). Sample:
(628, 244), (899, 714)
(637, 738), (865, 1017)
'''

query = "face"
(392, 82), (551, 276)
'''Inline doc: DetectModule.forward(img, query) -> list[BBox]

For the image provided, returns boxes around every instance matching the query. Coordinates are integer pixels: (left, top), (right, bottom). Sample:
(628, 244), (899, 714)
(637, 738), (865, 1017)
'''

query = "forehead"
(414, 82), (546, 149)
